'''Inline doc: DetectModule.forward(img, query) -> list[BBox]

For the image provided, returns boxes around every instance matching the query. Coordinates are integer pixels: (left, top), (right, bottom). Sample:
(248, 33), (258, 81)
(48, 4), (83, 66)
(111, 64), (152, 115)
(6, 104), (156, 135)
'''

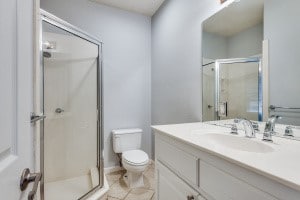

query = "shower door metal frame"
(39, 9), (104, 200)
(215, 57), (263, 121)
(201, 61), (217, 121)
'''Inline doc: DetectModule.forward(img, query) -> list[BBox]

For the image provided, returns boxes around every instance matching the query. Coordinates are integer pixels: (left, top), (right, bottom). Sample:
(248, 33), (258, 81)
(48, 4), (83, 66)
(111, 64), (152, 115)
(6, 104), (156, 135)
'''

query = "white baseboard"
(104, 159), (155, 174)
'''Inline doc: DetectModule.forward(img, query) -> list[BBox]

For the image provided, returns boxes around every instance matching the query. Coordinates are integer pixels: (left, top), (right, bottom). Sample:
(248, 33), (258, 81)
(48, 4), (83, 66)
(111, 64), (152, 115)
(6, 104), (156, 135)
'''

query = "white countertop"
(152, 121), (300, 191)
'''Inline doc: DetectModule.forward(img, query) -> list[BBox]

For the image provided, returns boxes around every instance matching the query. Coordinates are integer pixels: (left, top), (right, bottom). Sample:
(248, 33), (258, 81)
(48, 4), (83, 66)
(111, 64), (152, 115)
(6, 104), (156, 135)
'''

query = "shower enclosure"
(39, 10), (103, 200)
(202, 57), (262, 122)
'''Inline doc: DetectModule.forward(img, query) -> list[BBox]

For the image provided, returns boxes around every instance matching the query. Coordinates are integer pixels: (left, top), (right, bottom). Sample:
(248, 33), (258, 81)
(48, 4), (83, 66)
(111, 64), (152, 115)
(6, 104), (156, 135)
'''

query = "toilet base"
(123, 171), (144, 188)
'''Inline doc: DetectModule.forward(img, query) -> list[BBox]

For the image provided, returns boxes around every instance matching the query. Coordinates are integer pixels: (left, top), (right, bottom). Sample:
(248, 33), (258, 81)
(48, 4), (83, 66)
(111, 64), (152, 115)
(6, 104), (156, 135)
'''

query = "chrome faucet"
(234, 118), (255, 138)
(263, 115), (281, 142)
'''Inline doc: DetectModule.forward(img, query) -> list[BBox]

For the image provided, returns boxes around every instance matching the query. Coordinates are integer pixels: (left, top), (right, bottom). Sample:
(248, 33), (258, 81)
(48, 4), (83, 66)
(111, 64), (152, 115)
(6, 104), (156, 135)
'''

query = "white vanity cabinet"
(154, 132), (300, 200)
(157, 162), (204, 200)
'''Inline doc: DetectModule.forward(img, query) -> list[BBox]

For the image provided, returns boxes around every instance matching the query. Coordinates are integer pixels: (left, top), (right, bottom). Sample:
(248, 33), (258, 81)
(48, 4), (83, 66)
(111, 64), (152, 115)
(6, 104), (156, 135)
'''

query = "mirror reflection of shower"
(202, 57), (262, 122)
(202, 0), (264, 122)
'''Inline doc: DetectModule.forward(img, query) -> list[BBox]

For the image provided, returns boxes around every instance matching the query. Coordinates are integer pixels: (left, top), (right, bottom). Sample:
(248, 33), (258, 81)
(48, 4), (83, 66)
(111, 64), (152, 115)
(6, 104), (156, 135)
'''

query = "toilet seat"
(122, 150), (149, 166)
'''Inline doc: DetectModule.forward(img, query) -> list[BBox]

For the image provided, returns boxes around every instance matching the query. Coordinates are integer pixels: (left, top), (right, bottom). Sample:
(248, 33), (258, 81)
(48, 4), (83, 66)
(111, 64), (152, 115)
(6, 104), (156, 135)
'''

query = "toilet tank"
(112, 128), (142, 153)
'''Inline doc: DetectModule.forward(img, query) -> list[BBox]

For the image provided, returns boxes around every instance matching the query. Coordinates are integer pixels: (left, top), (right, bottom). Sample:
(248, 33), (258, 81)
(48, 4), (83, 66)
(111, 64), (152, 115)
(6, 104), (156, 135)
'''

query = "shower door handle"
(20, 168), (42, 200)
(30, 112), (46, 123)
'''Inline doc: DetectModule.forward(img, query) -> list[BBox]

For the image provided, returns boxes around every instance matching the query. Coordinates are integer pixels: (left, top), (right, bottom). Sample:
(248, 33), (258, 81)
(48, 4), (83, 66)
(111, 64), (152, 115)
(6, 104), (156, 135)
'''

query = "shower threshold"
(44, 174), (109, 200)
(45, 175), (92, 200)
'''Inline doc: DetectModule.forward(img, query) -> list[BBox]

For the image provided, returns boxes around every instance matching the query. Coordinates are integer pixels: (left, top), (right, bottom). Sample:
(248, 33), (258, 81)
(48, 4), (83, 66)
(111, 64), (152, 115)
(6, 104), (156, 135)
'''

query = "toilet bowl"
(122, 150), (149, 188)
(112, 128), (149, 188)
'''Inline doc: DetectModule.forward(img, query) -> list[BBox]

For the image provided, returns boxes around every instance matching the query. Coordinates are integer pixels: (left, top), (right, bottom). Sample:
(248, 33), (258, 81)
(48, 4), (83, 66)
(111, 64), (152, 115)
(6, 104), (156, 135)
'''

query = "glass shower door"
(42, 19), (102, 200)
(202, 62), (216, 121)
(216, 59), (261, 121)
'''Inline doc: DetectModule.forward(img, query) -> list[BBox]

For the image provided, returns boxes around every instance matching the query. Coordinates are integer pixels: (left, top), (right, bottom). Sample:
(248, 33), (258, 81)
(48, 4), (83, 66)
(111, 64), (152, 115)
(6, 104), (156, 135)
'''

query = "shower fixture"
(42, 41), (55, 58)
(55, 108), (64, 114)
(43, 52), (51, 58)
(43, 41), (56, 49)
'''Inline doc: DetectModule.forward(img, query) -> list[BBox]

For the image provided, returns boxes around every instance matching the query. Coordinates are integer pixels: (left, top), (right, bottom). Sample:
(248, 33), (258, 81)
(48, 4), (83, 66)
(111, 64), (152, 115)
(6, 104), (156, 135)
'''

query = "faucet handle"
(251, 121), (260, 132)
(224, 123), (238, 135)
(284, 126), (294, 137)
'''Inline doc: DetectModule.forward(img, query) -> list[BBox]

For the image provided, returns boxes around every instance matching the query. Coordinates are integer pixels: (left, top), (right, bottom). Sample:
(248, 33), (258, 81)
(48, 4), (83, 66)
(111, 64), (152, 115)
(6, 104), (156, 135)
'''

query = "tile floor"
(101, 163), (155, 200)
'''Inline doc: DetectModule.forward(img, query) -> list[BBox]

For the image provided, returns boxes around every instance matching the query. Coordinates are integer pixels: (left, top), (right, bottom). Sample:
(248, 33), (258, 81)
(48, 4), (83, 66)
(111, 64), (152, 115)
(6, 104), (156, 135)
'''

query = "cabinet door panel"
(199, 161), (277, 200)
(157, 161), (202, 200)
(156, 138), (199, 185)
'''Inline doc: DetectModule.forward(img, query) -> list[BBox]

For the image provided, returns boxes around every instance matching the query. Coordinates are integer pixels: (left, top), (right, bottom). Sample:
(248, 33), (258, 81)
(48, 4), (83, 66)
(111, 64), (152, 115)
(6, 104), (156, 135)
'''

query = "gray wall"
(41, 0), (151, 167)
(203, 23), (263, 60)
(228, 23), (263, 58)
(151, 0), (233, 126)
(265, 0), (300, 124)
(203, 31), (227, 60)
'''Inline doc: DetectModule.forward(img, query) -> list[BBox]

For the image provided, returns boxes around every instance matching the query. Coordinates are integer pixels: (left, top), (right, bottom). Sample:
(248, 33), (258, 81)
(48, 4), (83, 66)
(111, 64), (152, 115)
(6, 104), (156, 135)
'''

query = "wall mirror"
(202, 0), (300, 137)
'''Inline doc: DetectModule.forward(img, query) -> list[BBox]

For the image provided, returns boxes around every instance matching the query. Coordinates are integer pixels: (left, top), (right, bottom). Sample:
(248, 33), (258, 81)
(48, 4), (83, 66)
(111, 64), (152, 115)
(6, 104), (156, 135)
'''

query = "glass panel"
(42, 21), (99, 200)
(202, 61), (216, 121)
(218, 62), (259, 121)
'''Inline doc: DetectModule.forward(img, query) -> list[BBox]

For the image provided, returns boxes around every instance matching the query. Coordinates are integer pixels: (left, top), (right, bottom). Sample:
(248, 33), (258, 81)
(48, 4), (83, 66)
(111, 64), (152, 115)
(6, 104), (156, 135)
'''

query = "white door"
(0, 0), (36, 199)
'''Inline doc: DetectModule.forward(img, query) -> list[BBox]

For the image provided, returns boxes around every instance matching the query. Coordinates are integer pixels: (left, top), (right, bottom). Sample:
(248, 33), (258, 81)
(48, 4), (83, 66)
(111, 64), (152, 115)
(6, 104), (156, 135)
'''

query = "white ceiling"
(204, 0), (264, 37)
(91, 0), (165, 16)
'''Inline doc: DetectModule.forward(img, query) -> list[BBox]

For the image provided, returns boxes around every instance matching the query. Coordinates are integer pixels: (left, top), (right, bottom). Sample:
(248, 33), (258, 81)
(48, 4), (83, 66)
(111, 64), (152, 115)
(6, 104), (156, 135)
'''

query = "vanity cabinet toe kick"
(154, 132), (300, 200)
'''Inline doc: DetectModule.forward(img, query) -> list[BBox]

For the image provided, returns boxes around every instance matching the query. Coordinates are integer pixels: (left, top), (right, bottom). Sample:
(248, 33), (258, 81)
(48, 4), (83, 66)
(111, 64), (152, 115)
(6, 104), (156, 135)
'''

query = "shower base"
(45, 175), (92, 200)
(44, 174), (109, 200)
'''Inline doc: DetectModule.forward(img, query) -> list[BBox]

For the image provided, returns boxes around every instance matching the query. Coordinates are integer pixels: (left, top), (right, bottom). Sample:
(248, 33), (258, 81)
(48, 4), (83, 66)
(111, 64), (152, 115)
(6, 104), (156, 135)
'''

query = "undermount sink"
(198, 133), (274, 153)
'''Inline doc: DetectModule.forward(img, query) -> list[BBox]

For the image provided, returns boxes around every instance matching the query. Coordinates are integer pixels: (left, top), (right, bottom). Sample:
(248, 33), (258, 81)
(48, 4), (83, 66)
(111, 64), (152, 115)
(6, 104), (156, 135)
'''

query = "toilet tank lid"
(112, 128), (143, 135)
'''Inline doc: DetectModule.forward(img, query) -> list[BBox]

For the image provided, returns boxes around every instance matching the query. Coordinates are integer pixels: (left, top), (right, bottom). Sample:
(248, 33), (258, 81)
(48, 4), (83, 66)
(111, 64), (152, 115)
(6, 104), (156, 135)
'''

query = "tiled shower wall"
(44, 31), (98, 182)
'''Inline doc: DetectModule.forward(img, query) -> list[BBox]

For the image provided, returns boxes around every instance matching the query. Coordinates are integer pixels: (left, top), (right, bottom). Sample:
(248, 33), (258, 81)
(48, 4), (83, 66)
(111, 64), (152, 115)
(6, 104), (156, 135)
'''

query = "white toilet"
(112, 128), (149, 188)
